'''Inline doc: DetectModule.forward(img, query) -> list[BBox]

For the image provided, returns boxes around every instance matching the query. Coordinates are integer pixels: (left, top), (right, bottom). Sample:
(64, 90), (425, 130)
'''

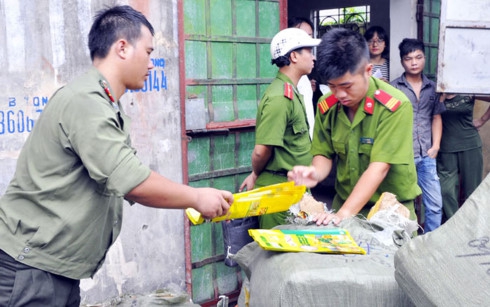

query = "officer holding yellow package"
(240, 28), (320, 228)
(288, 28), (421, 226)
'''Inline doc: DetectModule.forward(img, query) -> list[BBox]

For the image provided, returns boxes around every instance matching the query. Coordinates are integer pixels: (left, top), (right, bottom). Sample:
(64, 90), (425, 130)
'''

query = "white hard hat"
(270, 28), (321, 60)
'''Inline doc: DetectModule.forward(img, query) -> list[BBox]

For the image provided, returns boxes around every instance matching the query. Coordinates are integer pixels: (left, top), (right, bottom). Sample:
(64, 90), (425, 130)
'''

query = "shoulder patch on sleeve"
(374, 89), (401, 112)
(284, 83), (294, 100)
(318, 94), (338, 114)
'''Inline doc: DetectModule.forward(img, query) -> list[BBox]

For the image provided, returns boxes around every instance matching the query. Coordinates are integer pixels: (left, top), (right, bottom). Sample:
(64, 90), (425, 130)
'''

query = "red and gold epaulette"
(284, 83), (294, 100)
(318, 94), (338, 114)
(374, 90), (401, 112)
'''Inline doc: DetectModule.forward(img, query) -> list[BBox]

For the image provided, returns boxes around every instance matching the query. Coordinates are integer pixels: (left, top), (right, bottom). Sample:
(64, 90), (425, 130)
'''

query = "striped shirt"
(372, 59), (389, 81)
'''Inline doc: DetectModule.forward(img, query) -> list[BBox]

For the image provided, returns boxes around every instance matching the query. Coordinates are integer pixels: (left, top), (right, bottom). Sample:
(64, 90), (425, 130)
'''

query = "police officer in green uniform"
(288, 28), (421, 226)
(0, 6), (232, 305)
(240, 28), (320, 228)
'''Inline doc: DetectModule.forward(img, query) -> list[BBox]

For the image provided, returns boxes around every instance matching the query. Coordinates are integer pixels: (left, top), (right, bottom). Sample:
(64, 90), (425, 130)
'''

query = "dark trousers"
(437, 148), (483, 220)
(0, 249), (80, 307)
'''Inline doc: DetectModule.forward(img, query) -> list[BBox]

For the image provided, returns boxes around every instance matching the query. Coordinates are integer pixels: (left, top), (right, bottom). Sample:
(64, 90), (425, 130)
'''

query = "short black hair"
(364, 26), (390, 58)
(88, 5), (155, 61)
(316, 28), (369, 82)
(288, 16), (314, 31)
(271, 48), (307, 68)
(398, 38), (425, 59)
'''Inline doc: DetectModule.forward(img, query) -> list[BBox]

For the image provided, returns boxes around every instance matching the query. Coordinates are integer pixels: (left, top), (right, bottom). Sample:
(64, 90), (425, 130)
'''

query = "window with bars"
(312, 5), (371, 37)
(418, 0), (441, 81)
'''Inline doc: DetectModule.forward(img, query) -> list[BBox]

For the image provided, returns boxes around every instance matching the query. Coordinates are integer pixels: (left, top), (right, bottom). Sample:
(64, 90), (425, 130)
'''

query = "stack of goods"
(288, 193), (328, 224)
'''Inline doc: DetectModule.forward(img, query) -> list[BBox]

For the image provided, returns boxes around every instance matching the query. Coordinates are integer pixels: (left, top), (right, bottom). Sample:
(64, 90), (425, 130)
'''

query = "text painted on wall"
(127, 58), (168, 93)
(2, 58), (168, 135)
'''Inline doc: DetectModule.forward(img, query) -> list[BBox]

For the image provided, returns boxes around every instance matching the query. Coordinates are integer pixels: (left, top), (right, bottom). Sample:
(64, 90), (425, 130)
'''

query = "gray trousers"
(0, 249), (80, 307)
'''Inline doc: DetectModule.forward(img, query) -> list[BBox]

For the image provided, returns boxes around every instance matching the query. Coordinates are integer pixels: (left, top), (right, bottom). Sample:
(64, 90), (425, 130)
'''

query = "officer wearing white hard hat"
(239, 27), (320, 229)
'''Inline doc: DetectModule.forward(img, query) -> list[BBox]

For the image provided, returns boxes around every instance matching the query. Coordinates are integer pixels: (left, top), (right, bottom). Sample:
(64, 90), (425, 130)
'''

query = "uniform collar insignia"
(364, 97), (374, 114)
(284, 83), (294, 100)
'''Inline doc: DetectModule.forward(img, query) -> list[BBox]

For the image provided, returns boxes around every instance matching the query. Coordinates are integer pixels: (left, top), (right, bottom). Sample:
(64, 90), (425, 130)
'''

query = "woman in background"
(364, 26), (390, 82)
(437, 93), (490, 221)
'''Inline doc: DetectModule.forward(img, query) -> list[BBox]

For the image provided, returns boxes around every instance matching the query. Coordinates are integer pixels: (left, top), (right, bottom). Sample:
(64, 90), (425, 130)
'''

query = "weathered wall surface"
(0, 0), (185, 304)
(389, 0), (418, 80)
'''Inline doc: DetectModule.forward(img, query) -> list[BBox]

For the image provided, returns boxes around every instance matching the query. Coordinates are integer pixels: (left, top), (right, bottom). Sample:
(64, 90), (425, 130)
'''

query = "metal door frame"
(178, 0), (288, 304)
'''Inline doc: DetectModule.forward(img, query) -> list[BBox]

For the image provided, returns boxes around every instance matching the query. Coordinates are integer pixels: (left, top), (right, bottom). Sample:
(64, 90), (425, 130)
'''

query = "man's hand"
(287, 165), (319, 188)
(427, 147), (439, 159)
(193, 188), (233, 220)
(239, 172), (257, 192)
(313, 212), (348, 226)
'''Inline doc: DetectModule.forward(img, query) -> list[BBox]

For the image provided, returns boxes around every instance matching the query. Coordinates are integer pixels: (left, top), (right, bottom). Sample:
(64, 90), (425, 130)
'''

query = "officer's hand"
(194, 188), (233, 219)
(313, 210), (351, 226)
(239, 172), (257, 192)
(287, 165), (319, 188)
(313, 212), (339, 226)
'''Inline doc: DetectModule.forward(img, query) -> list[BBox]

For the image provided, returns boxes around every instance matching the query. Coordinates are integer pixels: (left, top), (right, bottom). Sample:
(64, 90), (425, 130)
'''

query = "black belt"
(264, 170), (288, 177)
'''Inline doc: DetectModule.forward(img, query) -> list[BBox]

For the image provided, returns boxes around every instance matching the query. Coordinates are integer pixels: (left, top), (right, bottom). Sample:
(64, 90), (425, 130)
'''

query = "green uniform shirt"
(312, 77), (421, 205)
(255, 72), (312, 188)
(254, 72), (312, 228)
(0, 68), (151, 279)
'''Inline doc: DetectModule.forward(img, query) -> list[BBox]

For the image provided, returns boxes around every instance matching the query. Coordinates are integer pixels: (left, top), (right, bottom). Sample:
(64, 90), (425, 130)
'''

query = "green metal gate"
(179, 0), (286, 304)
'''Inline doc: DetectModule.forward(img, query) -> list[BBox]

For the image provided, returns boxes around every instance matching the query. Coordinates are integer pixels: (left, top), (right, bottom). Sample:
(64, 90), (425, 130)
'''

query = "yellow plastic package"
(186, 182), (306, 225)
